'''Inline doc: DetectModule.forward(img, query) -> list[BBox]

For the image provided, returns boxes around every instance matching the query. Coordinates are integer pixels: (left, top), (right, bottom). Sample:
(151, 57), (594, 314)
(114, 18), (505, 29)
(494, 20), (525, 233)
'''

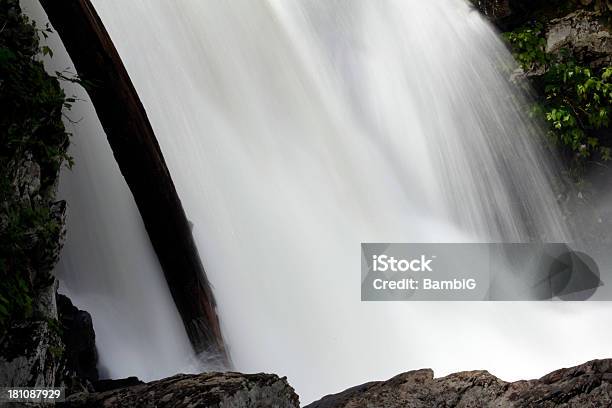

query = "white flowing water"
(27, 0), (612, 404)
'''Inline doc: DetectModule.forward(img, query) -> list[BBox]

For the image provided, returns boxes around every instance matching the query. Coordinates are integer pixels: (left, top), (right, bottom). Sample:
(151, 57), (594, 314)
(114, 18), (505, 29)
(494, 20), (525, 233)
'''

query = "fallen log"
(39, 0), (228, 364)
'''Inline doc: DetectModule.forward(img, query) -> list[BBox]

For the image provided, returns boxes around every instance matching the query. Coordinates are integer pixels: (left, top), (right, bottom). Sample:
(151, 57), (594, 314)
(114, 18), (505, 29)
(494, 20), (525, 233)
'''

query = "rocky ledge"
(307, 359), (612, 408)
(62, 372), (300, 408)
(53, 359), (612, 407)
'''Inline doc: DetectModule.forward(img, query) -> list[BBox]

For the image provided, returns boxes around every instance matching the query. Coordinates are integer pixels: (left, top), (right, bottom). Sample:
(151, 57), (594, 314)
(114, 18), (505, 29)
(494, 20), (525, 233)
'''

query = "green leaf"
(41, 46), (53, 58)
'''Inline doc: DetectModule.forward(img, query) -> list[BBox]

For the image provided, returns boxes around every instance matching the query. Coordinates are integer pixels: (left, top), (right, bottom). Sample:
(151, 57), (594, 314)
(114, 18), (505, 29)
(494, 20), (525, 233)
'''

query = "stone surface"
(306, 359), (612, 408)
(547, 10), (612, 69)
(13, 152), (41, 205)
(1, 1), (91, 395)
(34, 279), (59, 321)
(471, 0), (512, 23)
(508, 9), (612, 83)
(0, 148), (66, 390)
(0, 321), (63, 388)
(471, 0), (550, 30)
(57, 294), (99, 393)
(62, 372), (300, 408)
(93, 377), (144, 393)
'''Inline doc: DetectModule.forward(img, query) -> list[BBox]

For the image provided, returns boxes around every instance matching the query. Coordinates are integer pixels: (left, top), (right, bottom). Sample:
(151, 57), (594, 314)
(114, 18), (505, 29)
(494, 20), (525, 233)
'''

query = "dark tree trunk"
(39, 0), (229, 365)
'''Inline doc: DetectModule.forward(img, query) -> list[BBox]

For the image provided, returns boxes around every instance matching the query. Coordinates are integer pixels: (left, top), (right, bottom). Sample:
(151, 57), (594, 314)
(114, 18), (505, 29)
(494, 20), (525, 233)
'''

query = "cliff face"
(0, 0), (97, 392)
(471, 0), (551, 30)
(473, 1), (612, 30)
(0, 0), (68, 389)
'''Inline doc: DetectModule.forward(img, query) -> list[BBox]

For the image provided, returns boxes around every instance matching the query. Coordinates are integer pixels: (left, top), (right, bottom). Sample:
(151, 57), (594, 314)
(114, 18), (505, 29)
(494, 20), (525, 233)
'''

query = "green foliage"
(46, 317), (64, 358)
(504, 21), (612, 173)
(503, 23), (550, 69)
(0, 18), (72, 171)
(0, 277), (33, 331)
(542, 64), (612, 162)
(48, 344), (64, 359)
(46, 317), (63, 336)
(0, 0), (72, 333)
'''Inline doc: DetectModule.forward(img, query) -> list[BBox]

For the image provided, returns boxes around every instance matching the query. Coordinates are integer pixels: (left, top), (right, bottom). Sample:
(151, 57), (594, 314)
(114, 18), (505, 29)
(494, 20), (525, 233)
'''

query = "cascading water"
(27, 0), (612, 404)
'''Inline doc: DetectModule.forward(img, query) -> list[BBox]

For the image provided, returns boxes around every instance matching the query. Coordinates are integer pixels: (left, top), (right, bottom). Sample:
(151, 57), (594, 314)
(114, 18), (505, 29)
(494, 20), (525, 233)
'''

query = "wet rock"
(12, 152), (41, 205)
(306, 359), (612, 408)
(547, 10), (612, 69)
(63, 372), (300, 408)
(471, 0), (512, 23)
(93, 377), (144, 393)
(509, 10), (612, 83)
(34, 279), (59, 321)
(0, 320), (63, 388)
(471, 0), (550, 30)
(0, 0), (75, 397)
(57, 294), (98, 393)
(0, 149), (66, 390)
(38, 200), (67, 274)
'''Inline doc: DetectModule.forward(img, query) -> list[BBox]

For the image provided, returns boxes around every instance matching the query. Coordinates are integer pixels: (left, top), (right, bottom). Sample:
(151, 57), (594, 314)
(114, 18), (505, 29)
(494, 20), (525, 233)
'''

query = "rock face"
(0, 0), (70, 391)
(92, 377), (144, 393)
(547, 10), (612, 69)
(57, 294), (99, 393)
(0, 320), (62, 388)
(0, 133), (67, 391)
(306, 359), (612, 408)
(63, 372), (300, 408)
(0, 290), (99, 393)
(471, 0), (512, 23)
(471, 0), (550, 30)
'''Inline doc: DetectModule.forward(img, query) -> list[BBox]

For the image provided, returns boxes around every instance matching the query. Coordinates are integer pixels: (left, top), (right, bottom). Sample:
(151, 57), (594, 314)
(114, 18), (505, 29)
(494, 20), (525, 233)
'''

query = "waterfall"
(27, 0), (612, 404)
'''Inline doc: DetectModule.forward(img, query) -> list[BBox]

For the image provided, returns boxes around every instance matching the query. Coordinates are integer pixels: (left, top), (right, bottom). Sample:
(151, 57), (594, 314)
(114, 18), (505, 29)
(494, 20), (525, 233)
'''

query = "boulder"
(547, 10), (612, 69)
(57, 294), (98, 393)
(307, 359), (612, 407)
(62, 372), (300, 408)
